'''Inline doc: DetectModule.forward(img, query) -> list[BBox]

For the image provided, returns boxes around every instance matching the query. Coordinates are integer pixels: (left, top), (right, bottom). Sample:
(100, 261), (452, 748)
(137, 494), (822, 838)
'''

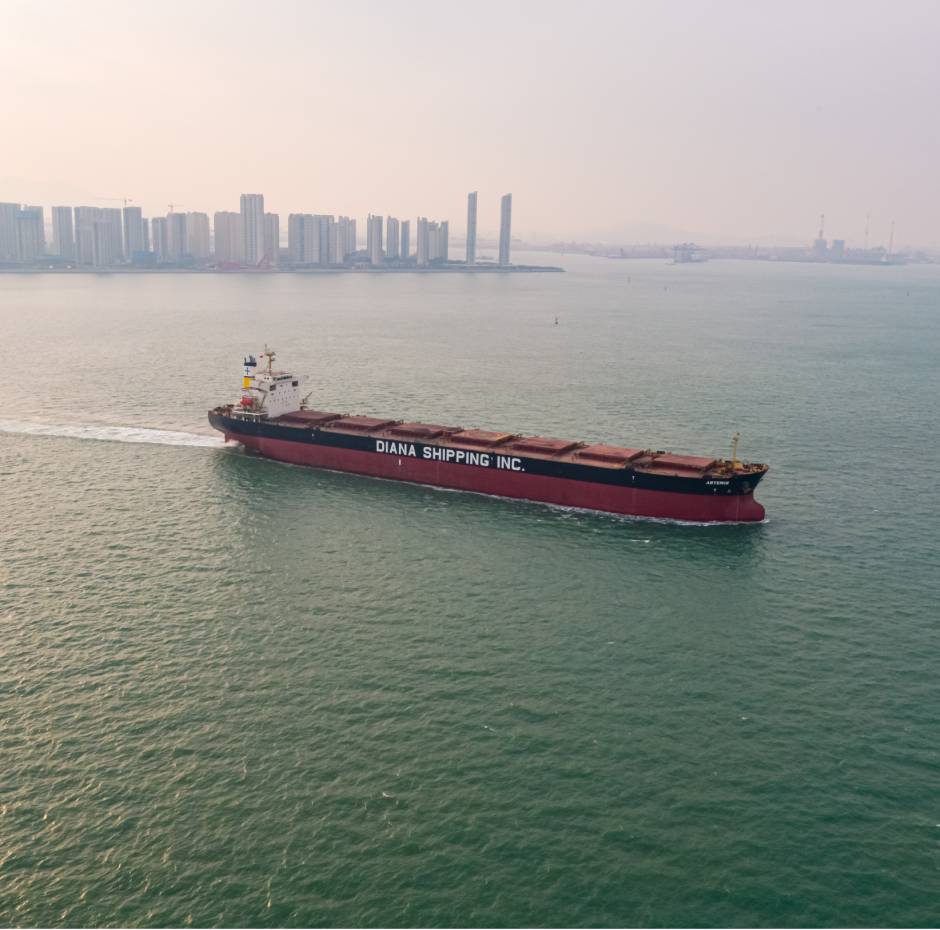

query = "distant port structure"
(555, 213), (928, 266)
(672, 243), (706, 264)
(0, 190), (561, 273)
(801, 213), (905, 265)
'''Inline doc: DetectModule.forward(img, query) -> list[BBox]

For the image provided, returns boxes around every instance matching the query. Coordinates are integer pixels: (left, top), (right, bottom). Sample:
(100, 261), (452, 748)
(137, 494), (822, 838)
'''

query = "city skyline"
(0, 189), (516, 268)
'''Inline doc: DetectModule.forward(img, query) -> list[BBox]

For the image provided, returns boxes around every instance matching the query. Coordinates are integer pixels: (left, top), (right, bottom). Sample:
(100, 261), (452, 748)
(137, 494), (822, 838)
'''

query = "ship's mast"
(262, 345), (276, 374)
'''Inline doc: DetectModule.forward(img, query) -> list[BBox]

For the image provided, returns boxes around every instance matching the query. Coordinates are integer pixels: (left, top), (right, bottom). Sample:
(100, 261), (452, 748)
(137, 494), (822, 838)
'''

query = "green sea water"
(1, 255), (939, 927)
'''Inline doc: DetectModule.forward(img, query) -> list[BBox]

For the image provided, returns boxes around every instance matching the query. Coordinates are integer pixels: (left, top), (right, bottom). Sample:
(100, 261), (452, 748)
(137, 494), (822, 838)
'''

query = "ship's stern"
(208, 406), (232, 441)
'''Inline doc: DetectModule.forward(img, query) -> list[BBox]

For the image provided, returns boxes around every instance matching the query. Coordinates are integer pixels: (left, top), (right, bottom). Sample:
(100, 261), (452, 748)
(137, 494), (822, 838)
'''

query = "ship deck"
(266, 409), (766, 479)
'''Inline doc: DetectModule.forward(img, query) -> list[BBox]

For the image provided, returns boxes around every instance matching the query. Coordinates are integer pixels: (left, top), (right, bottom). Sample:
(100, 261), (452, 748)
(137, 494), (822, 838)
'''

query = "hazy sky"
(3, 0), (938, 247)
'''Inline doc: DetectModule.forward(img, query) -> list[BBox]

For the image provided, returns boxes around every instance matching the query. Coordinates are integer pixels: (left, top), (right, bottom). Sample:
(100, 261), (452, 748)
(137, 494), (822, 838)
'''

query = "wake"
(0, 418), (228, 449)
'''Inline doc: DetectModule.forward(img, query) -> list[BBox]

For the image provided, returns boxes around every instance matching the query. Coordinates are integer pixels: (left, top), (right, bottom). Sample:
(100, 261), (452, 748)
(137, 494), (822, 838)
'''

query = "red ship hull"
(228, 431), (766, 523)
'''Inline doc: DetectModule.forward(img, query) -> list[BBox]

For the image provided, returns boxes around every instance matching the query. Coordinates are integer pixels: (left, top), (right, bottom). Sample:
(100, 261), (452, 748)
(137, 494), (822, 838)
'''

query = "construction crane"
(168, 203), (184, 214)
(95, 196), (134, 208)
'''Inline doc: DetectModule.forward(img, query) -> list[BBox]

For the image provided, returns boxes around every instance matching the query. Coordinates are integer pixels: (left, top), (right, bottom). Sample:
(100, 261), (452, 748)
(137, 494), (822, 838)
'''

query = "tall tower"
(240, 193), (265, 265)
(0, 203), (17, 261)
(369, 215), (384, 265)
(123, 205), (144, 257)
(466, 191), (477, 265)
(317, 215), (331, 264)
(263, 212), (279, 265)
(52, 206), (75, 260)
(498, 193), (512, 266)
(400, 219), (410, 260)
(101, 208), (124, 261)
(151, 216), (169, 262)
(329, 217), (344, 264)
(166, 212), (187, 261)
(15, 206), (45, 262)
(386, 217), (400, 259)
(187, 212), (211, 260)
(73, 206), (99, 265)
(287, 213), (305, 263)
(416, 217), (429, 266)
(214, 212), (243, 262)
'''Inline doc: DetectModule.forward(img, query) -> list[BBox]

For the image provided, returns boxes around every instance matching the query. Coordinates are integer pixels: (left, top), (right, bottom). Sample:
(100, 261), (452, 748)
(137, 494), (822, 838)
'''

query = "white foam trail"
(0, 418), (227, 448)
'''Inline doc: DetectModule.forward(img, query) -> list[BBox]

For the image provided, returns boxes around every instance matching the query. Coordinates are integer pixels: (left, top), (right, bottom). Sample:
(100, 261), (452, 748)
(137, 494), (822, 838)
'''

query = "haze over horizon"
(3, 0), (938, 249)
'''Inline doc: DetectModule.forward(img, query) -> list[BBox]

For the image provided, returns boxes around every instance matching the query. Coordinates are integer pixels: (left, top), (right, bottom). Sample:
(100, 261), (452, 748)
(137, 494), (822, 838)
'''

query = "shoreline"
(0, 263), (563, 275)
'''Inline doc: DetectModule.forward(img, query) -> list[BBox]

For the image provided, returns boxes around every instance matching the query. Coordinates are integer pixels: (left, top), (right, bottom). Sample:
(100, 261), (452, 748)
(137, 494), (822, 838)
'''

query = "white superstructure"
(236, 348), (304, 419)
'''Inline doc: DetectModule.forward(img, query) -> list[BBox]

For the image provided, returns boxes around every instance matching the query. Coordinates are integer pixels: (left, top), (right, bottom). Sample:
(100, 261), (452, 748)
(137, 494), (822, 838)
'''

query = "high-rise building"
(401, 220), (410, 260)
(329, 219), (344, 264)
(52, 206), (75, 260)
(73, 207), (97, 265)
(101, 208), (124, 262)
(386, 217), (400, 259)
(74, 206), (117, 266)
(412, 218), (450, 265)
(141, 218), (150, 253)
(499, 193), (512, 265)
(316, 216), (328, 264)
(151, 216), (169, 262)
(368, 214), (384, 265)
(166, 212), (187, 262)
(313, 216), (325, 264)
(213, 212), (243, 262)
(123, 206), (144, 257)
(336, 216), (354, 263)
(0, 203), (17, 261)
(366, 213), (376, 258)
(287, 213), (339, 264)
(287, 213), (306, 263)
(416, 217), (429, 267)
(263, 212), (279, 265)
(310, 216), (324, 264)
(15, 206), (45, 262)
(240, 193), (265, 265)
(186, 212), (210, 260)
(465, 191), (477, 265)
(287, 213), (320, 264)
(92, 219), (116, 266)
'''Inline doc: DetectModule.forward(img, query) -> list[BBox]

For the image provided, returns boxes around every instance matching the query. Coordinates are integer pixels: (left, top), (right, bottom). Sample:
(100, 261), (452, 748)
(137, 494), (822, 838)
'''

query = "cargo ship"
(209, 349), (768, 523)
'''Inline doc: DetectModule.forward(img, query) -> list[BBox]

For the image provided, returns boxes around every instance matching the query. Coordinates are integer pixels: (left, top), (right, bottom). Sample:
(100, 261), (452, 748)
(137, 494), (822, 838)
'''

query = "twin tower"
(466, 192), (512, 266)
